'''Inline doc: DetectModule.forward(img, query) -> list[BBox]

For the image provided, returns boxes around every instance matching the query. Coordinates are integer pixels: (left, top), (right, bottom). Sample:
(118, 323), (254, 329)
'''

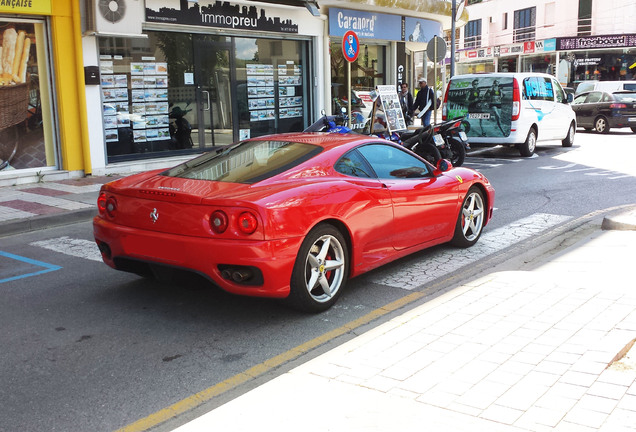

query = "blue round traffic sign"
(342, 30), (360, 62)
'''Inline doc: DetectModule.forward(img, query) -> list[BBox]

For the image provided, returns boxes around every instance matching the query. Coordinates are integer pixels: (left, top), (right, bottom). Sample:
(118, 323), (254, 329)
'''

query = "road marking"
(0, 251), (62, 283)
(29, 237), (102, 262)
(370, 213), (571, 290)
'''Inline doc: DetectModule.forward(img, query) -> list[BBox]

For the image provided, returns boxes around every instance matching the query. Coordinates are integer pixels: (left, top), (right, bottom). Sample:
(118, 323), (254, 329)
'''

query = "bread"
(12, 30), (26, 79)
(1, 27), (17, 76)
(18, 38), (31, 83)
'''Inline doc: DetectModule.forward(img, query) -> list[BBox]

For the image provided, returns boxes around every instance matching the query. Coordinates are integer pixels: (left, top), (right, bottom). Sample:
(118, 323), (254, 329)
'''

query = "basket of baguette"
(0, 27), (31, 130)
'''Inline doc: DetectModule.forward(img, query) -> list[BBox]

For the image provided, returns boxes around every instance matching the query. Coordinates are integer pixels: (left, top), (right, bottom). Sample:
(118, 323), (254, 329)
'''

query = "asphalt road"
(1, 128), (635, 432)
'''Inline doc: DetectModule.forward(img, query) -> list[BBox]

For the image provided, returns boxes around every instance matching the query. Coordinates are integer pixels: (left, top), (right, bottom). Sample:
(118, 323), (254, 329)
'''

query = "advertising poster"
(446, 77), (513, 138)
(377, 85), (407, 132)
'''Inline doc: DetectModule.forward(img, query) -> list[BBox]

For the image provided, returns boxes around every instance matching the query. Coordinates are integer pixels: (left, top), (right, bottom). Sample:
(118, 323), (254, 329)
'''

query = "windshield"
(163, 140), (322, 184)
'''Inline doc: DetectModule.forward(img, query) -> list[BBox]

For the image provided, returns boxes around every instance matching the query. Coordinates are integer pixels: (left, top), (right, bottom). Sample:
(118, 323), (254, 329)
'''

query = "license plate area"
(468, 113), (490, 120)
(433, 134), (444, 146)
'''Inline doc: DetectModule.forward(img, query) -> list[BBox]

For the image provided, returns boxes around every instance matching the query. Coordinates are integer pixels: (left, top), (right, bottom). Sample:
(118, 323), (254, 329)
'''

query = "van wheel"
(594, 116), (609, 134)
(519, 127), (537, 157)
(562, 122), (575, 147)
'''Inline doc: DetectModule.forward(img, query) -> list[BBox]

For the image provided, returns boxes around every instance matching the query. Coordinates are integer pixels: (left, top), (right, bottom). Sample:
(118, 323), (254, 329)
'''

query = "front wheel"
(448, 138), (466, 167)
(451, 187), (486, 248)
(562, 122), (575, 147)
(519, 127), (537, 157)
(594, 116), (609, 134)
(286, 224), (348, 313)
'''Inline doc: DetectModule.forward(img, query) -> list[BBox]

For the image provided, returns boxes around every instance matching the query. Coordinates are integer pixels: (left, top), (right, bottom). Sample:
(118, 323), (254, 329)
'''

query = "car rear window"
(163, 140), (322, 183)
(613, 92), (636, 102)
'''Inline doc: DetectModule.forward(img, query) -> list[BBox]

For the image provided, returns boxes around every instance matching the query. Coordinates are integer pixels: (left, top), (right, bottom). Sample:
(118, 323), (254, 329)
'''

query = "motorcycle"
(304, 108), (352, 134)
(399, 117), (469, 167)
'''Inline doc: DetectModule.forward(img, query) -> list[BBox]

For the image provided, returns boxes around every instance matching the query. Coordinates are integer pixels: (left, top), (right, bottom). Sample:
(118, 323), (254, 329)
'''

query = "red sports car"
(93, 133), (494, 312)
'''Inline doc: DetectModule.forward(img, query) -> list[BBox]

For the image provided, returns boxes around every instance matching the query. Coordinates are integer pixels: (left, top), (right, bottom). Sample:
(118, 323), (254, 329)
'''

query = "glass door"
(193, 38), (236, 148)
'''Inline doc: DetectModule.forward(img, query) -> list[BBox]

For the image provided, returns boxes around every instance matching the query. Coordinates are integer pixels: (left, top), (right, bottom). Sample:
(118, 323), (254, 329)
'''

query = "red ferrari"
(93, 133), (494, 312)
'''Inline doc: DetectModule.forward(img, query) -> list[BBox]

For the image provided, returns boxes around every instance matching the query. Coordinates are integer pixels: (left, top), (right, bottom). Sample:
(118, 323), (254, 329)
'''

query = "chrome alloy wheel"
(461, 191), (485, 242)
(304, 234), (345, 302)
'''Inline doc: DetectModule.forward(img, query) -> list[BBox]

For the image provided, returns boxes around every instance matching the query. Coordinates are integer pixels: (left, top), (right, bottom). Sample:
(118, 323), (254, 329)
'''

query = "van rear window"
(447, 76), (513, 138)
(523, 77), (554, 101)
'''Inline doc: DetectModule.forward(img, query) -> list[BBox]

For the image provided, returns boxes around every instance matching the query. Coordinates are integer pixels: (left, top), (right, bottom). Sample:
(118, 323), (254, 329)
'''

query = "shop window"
(513, 7), (536, 42)
(464, 19), (482, 49)
(235, 38), (310, 139)
(1, 19), (56, 172)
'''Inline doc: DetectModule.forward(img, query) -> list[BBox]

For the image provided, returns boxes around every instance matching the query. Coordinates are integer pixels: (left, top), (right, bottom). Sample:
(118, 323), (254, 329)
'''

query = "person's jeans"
(422, 110), (432, 127)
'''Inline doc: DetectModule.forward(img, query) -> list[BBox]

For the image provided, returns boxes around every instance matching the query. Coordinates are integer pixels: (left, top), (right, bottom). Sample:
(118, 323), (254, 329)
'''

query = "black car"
(571, 91), (636, 133)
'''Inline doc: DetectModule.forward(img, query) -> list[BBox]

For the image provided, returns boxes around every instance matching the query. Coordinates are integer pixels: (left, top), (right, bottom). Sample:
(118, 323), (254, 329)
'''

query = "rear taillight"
(610, 103), (627, 109)
(105, 197), (117, 217)
(97, 192), (107, 213)
(442, 84), (450, 120)
(512, 78), (521, 121)
(237, 212), (258, 235)
(210, 210), (228, 233)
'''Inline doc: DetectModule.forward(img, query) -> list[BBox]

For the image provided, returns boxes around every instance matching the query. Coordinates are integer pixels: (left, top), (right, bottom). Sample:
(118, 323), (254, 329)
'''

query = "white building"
(455, 0), (636, 88)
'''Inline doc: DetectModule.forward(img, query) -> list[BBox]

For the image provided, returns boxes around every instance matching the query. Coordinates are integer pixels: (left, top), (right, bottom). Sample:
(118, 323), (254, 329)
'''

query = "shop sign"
(329, 7), (402, 40)
(557, 34), (636, 50)
(403, 16), (442, 43)
(574, 57), (601, 67)
(498, 43), (524, 56)
(146, 0), (298, 33)
(0, 0), (51, 15)
(543, 38), (556, 52)
(524, 41), (535, 54)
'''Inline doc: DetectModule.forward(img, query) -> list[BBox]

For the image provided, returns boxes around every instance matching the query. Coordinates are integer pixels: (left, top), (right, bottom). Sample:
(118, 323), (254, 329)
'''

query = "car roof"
(249, 132), (384, 152)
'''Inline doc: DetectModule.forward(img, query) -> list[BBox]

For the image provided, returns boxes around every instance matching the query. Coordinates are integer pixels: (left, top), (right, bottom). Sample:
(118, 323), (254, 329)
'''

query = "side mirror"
(567, 93), (574, 103)
(433, 159), (453, 175)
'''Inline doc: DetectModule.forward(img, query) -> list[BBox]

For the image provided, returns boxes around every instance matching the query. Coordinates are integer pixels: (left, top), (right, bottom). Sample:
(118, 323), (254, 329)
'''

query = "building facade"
(0, 0), (468, 185)
(456, 0), (636, 88)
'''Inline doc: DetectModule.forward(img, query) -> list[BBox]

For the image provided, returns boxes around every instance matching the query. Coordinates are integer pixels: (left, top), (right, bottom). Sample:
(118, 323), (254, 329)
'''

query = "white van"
(442, 72), (576, 157)
(575, 80), (636, 95)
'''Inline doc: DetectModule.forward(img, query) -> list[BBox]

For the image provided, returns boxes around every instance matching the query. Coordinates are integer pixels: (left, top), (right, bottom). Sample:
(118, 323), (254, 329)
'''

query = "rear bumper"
(93, 216), (303, 298)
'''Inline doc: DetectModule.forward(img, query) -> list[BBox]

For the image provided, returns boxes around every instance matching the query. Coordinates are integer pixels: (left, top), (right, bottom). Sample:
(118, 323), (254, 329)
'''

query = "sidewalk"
(170, 210), (636, 432)
(1, 178), (635, 432)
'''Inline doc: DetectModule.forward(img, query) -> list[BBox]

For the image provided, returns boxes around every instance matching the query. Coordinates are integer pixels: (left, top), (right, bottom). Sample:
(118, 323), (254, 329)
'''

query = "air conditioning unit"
(84, 0), (145, 38)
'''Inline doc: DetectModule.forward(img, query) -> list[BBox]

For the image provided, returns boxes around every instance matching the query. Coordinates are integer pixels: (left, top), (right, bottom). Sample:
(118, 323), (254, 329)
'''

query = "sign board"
(426, 36), (447, 62)
(342, 30), (360, 62)
(375, 85), (407, 133)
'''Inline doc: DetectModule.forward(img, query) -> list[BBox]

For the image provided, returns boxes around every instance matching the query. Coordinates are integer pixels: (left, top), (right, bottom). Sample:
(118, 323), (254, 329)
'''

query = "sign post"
(342, 30), (360, 128)
(426, 35), (447, 124)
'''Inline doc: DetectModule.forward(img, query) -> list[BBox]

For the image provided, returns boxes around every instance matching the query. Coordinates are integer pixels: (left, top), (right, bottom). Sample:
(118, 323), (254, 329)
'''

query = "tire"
(594, 116), (609, 134)
(451, 187), (486, 248)
(448, 138), (466, 167)
(631, 127), (636, 133)
(519, 127), (537, 157)
(562, 122), (575, 147)
(286, 224), (348, 313)
(414, 142), (442, 165)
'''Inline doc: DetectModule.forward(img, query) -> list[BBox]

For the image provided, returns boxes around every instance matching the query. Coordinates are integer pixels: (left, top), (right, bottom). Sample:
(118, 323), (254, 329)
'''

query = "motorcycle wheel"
(414, 142), (441, 165)
(448, 138), (466, 167)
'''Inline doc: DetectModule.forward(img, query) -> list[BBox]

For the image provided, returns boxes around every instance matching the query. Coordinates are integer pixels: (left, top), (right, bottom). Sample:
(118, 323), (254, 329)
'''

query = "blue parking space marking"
(0, 251), (62, 284)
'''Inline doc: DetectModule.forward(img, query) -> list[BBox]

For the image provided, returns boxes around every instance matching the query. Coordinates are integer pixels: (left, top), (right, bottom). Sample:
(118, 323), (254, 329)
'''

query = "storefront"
(0, 1), (86, 183)
(555, 34), (636, 89)
(327, 7), (442, 128)
(85, 0), (321, 168)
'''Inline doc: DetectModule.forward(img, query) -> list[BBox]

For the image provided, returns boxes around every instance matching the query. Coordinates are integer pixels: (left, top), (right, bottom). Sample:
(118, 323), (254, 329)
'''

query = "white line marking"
(29, 237), (103, 262)
(370, 213), (571, 290)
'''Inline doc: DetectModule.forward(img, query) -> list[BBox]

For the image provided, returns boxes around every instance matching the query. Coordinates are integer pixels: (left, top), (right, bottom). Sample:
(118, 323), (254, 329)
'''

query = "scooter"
(304, 108), (352, 134)
(432, 116), (469, 167)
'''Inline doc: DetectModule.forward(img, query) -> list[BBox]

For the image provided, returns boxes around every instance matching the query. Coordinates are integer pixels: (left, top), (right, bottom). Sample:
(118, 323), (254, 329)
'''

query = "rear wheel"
(519, 127), (537, 157)
(562, 122), (575, 147)
(594, 116), (609, 134)
(448, 138), (466, 167)
(451, 187), (486, 248)
(286, 224), (348, 313)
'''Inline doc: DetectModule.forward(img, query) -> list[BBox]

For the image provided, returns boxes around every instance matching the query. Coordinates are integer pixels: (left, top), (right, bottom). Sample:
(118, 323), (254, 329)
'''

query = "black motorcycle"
(400, 117), (469, 167)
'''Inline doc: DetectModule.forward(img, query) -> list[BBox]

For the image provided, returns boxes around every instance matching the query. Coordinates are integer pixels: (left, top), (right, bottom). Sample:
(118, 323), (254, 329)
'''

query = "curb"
(602, 208), (636, 231)
(0, 208), (97, 238)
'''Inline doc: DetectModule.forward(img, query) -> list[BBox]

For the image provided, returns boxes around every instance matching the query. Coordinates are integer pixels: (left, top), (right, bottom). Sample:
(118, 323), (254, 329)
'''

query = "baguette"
(12, 30), (26, 80)
(2, 28), (17, 75)
(0, 46), (3, 75)
(18, 37), (31, 83)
